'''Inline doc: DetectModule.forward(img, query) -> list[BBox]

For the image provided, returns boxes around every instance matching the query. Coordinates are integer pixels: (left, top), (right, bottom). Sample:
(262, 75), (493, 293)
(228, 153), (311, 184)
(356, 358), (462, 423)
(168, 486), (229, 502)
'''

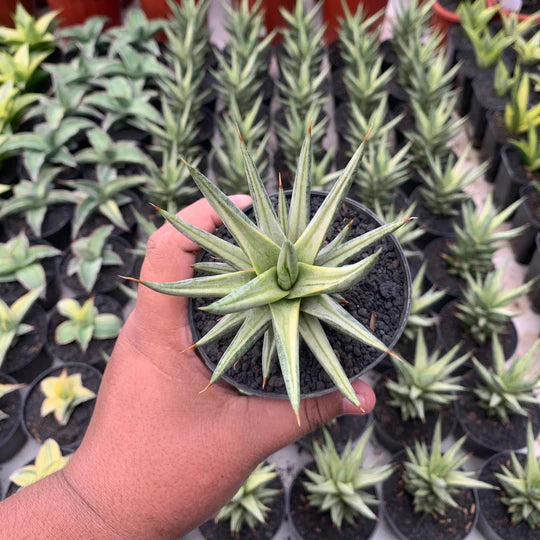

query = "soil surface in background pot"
(47, 295), (123, 365)
(199, 477), (284, 540)
(0, 373), (23, 448)
(424, 238), (468, 295)
(479, 452), (538, 540)
(383, 458), (477, 540)
(192, 194), (408, 397)
(290, 468), (378, 540)
(374, 374), (457, 451)
(394, 322), (439, 361)
(23, 364), (101, 448)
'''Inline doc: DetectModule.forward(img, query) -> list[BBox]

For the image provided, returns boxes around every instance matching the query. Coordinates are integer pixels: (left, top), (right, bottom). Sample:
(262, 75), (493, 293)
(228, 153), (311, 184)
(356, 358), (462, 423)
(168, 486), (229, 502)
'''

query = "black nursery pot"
(22, 362), (102, 452)
(373, 371), (458, 454)
(199, 475), (285, 540)
(288, 465), (380, 540)
(510, 185), (540, 264)
(189, 192), (412, 402)
(478, 452), (539, 540)
(46, 294), (124, 370)
(525, 233), (540, 313)
(0, 372), (26, 463)
(481, 110), (514, 181)
(382, 449), (480, 540)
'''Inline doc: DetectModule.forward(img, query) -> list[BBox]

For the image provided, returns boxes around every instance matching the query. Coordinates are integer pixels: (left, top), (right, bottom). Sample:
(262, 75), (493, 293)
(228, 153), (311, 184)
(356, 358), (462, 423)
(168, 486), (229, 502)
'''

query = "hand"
(38, 197), (376, 538)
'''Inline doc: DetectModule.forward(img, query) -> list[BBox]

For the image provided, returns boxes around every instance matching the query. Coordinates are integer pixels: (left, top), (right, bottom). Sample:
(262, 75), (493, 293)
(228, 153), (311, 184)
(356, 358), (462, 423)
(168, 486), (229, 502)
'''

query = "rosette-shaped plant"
(129, 130), (409, 419)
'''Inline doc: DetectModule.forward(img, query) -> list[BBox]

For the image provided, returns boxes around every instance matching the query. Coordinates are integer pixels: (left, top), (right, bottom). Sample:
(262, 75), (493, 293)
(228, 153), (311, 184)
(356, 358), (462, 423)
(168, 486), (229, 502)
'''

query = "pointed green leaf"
(288, 130), (311, 243)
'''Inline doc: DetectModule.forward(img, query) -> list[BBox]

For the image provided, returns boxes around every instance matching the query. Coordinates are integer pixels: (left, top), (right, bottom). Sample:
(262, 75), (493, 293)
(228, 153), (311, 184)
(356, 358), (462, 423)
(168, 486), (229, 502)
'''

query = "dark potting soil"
(273, 149), (294, 190)
(424, 238), (467, 295)
(0, 374), (22, 445)
(479, 452), (539, 540)
(298, 414), (371, 452)
(394, 322), (439, 361)
(374, 374), (457, 450)
(192, 194), (407, 397)
(3, 305), (47, 375)
(23, 364), (101, 448)
(438, 301), (517, 366)
(47, 295), (123, 366)
(199, 477), (284, 540)
(438, 0), (460, 11)
(383, 460), (477, 540)
(290, 469), (378, 540)
(4, 205), (73, 241)
(61, 236), (134, 296)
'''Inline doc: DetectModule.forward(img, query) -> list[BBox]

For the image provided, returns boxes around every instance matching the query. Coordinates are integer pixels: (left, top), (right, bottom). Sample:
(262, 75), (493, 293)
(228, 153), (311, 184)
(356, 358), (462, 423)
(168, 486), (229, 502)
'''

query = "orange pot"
(323, 0), (389, 44)
(0, 0), (35, 27)
(431, 1), (460, 41)
(47, 0), (122, 27)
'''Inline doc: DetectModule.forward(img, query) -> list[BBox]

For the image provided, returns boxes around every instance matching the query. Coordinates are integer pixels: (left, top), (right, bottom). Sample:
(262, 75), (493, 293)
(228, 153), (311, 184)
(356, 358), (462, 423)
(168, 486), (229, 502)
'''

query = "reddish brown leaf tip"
(405, 217), (417, 222)
(181, 343), (197, 354)
(295, 412), (301, 426)
(149, 202), (161, 211)
(386, 349), (399, 360)
(363, 128), (372, 143)
(262, 377), (267, 389)
(358, 403), (366, 414)
(119, 275), (141, 283)
(237, 125), (243, 142)
(278, 172), (283, 190)
(308, 122), (312, 135)
(348, 219), (354, 227)
(199, 382), (212, 394)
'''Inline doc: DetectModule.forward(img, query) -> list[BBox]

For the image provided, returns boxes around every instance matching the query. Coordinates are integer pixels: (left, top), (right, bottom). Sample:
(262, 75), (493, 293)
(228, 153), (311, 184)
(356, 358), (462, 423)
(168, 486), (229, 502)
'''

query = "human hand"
(61, 196), (376, 539)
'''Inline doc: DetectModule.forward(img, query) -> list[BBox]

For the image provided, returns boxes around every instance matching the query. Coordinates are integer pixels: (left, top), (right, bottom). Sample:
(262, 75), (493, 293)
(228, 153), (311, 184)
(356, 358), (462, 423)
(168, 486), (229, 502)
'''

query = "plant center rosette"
(128, 129), (412, 421)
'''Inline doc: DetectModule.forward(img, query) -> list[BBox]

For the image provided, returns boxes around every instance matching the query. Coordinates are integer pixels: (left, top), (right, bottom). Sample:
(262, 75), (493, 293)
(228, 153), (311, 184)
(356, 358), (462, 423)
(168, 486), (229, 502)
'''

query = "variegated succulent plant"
(214, 462), (280, 534)
(403, 417), (494, 515)
(473, 336), (540, 423)
(128, 130), (409, 420)
(0, 381), (24, 421)
(387, 330), (468, 421)
(304, 426), (394, 527)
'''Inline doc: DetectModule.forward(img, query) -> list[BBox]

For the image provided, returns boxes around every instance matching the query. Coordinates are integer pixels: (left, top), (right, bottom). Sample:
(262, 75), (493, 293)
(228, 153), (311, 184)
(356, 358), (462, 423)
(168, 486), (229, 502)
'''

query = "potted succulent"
(127, 130), (412, 421)
(455, 336), (540, 456)
(199, 461), (284, 539)
(289, 426), (394, 539)
(46, 296), (123, 367)
(511, 183), (540, 263)
(382, 418), (494, 539)
(478, 421), (540, 540)
(373, 329), (469, 452)
(0, 374), (25, 462)
(22, 363), (100, 450)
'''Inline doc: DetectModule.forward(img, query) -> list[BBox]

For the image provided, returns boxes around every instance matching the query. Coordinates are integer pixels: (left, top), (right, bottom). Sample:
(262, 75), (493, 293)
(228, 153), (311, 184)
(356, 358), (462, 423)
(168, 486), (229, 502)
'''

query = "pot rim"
(0, 371), (25, 450)
(188, 190), (412, 401)
(432, 0), (461, 23)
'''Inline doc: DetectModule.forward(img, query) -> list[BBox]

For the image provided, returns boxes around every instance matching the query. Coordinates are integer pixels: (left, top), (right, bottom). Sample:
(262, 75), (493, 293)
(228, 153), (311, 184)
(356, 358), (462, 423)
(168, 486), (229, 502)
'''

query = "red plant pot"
(140, 0), (182, 19)
(0, 0), (35, 27)
(323, 0), (389, 43)
(486, 0), (540, 22)
(248, 0), (295, 44)
(47, 0), (122, 27)
(431, 1), (460, 41)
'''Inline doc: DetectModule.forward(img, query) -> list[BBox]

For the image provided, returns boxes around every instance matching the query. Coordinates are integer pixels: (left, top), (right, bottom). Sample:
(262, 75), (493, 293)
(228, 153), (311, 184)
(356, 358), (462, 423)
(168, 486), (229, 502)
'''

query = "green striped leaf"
(317, 219), (354, 260)
(278, 178), (289, 234)
(192, 262), (237, 275)
(191, 311), (246, 349)
(261, 328), (276, 387)
(288, 129), (311, 243)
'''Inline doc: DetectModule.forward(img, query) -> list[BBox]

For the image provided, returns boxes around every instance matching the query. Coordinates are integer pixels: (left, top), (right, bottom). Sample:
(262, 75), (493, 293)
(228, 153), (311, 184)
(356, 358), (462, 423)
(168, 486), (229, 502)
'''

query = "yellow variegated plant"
(0, 381), (24, 421)
(40, 369), (96, 426)
(9, 439), (69, 489)
(128, 130), (410, 420)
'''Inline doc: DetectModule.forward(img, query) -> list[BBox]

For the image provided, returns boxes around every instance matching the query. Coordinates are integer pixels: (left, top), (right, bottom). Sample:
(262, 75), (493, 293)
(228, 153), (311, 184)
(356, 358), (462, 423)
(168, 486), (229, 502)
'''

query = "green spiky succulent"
(513, 32), (540, 66)
(403, 263), (446, 341)
(496, 421), (540, 529)
(511, 125), (540, 172)
(10, 439), (69, 489)
(494, 61), (520, 98)
(0, 288), (40, 367)
(404, 418), (494, 515)
(304, 426), (394, 527)
(0, 381), (24, 421)
(59, 16), (109, 58)
(505, 73), (540, 134)
(40, 368), (96, 426)
(0, 44), (50, 92)
(130, 131), (409, 418)
(456, 268), (533, 345)
(54, 297), (122, 353)
(463, 25), (515, 69)
(0, 80), (39, 133)
(457, 0), (500, 30)
(388, 330), (468, 421)
(473, 336), (540, 423)
(445, 195), (526, 278)
(419, 146), (485, 217)
(214, 462), (280, 534)
(0, 233), (60, 293)
(67, 225), (123, 293)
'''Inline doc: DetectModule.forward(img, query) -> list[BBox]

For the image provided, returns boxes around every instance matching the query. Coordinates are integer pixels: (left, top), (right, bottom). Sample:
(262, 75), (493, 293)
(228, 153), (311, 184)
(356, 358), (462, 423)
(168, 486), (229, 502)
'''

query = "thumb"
(243, 379), (376, 458)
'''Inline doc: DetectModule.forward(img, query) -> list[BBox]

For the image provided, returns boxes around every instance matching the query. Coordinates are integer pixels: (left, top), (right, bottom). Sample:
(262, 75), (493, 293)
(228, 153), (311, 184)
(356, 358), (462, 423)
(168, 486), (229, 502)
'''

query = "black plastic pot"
(525, 233), (540, 313)
(0, 372), (26, 463)
(382, 448), (480, 540)
(455, 53), (482, 118)
(22, 362), (102, 453)
(510, 185), (540, 264)
(469, 76), (505, 148)
(481, 110), (512, 181)
(189, 192), (412, 403)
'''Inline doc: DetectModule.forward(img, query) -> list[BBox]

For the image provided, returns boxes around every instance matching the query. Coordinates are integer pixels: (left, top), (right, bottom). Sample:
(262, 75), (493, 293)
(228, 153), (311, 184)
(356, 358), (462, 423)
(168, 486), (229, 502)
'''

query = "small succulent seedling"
(457, 0), (500, 30)
(403, 263), (446, 341)
(494, 60), (521, 98)
(0, 167), (77, 237)
(511, 125), (540, 172)
(54, 297), (122, 353)
(9, 439), (69, 489)
(0, 44), (50, 91)
(128, 130), (410, 419)
(387, 330), (468, 421)
(106, 45), (169, 84)
(464, 25), (515, 69)
(456, 268), (533, 345)
(473, 336), (540, 423)
(0, 80), (39, 133)
(0, 382), (24, 421)
(0, 288), (41, 367)
(0, 233), (60, 292)
(513, 31), (540, 66)
(59, 16), (109, 58)
(40, 368), (96, 426)
(505, 73), (540, 134)
(305, 426), (394, 526)
(496, 421), (540, 529)
(67, 225), (123, 293)
(214, 462), (280, 534)
(445, 195), (526, 278)
(404, 417), (494, 514)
